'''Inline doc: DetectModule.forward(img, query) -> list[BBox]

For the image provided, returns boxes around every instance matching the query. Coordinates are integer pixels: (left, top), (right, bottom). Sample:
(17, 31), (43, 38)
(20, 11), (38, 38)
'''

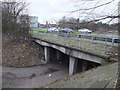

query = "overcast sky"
(27, 0), (119, 24)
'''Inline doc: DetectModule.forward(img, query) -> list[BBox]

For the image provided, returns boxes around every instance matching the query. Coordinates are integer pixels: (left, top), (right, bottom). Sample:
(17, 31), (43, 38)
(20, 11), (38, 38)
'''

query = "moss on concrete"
(32, 33), (116, 60)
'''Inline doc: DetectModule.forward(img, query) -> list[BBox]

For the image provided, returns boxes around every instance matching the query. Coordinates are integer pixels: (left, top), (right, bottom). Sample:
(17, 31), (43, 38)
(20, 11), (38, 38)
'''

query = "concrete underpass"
(41, 44), (101, 75)
(2, 42), (117, 88)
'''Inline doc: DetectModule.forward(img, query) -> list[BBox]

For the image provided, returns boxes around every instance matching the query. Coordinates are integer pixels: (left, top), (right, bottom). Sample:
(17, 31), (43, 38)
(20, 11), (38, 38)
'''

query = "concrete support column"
(82, 60), (87, 71)
(112, 39), (114, 46)
(69, 56), (78, 75)
(44, 46), (50, 63)
(92, 36), (94, 43)
(56, 50), (61, 60)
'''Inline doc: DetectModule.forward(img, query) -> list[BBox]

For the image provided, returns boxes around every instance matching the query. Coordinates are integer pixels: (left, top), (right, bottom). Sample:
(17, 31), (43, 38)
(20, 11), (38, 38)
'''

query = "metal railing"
(34, 30), (119, 46)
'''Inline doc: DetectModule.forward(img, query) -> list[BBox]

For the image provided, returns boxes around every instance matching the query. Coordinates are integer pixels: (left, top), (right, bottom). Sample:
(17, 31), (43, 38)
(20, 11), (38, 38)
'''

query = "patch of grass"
(9, 56), (20, 62)
(31, 33), (114, 58)
(31, 28), (47, 31)
(74, 32), (87, 34)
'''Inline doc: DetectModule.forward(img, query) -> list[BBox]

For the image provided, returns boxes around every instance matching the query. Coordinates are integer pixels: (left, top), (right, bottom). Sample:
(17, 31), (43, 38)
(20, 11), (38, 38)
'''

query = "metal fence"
(31, 30), (119, 59)
(43, 31), (119, 45)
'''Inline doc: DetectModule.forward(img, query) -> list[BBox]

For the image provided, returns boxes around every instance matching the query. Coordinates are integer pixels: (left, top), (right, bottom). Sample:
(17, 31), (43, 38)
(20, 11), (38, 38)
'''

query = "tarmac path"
(2, 63), (68, 88)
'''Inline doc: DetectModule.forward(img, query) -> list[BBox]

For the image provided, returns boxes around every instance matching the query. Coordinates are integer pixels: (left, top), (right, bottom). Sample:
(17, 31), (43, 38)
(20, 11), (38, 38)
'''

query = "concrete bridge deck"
(33, 37), (110, 64)
(32, 33), (118, 62)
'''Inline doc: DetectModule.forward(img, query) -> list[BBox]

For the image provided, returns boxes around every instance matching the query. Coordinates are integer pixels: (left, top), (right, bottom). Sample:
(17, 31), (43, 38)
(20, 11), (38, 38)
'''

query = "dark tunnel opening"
(76, 59), (101, 73)
(49, 47), (69, 69)
(48, 47), (101, 74)
(33, 41), (101, 75)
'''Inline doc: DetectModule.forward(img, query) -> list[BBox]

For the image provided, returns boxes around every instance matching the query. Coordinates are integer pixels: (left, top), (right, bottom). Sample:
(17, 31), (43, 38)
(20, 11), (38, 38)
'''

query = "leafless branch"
(87, 15), (120, 23)
(70, 0), (115, 13)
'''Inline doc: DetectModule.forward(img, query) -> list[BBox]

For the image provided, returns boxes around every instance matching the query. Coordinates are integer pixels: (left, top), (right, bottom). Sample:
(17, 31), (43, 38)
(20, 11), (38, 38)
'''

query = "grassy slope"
(44, 62), (118, 88)
(74, 32), (87, 34)
(31, 28), (47, 31)
(2, 35), (44, 67)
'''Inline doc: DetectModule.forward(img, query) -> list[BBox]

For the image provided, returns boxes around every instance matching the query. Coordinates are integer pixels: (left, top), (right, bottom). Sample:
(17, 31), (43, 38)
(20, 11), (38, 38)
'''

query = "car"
(59, 28), (74, 33)
(54, 28), (59, 32)
(47, 28), (56, 32)
(78, 28), (92, 34)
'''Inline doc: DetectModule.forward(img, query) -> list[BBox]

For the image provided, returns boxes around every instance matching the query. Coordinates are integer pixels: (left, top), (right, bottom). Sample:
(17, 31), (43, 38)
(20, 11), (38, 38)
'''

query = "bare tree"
(67, 0), (119, 24)
(2, 0), (30, 38)
(58, 17), (67, 28)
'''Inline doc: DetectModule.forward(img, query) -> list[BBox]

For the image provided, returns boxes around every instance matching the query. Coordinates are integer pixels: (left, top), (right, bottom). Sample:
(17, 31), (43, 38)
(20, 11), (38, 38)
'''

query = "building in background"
(20, 15), (39, 28)
(29, 16), (38, 28)
(44, 21), (57, 27)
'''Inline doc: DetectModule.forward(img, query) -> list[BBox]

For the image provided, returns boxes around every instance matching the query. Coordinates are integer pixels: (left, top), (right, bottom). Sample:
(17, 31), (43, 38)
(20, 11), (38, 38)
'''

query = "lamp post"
(75, 5), (80, 30)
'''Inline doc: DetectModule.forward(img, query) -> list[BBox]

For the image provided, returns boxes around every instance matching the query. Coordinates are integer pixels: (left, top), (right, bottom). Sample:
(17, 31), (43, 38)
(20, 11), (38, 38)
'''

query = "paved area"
(44, 62), (119, 88)
(2, 63), (68, 88)
(0, 42), (2, 89)
(0, 65), (2, 89)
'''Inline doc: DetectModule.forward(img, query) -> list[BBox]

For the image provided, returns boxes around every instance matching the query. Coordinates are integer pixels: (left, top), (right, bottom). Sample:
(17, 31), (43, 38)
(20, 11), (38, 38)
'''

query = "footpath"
(44, 62), (119, 88)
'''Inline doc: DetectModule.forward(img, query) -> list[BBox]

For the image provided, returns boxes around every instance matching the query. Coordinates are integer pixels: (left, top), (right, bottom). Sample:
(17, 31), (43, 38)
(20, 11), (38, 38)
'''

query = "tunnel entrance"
(48, 47), (100, 75)
(33, 41), (101, 76)
(49, 47), (69, 69)
(76, 59), (101, 73)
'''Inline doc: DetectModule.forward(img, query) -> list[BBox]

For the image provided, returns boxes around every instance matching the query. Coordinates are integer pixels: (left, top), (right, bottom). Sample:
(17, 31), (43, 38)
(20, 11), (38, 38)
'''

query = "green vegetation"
(74, 32), (87, 34)
(31, 28), (47, 31)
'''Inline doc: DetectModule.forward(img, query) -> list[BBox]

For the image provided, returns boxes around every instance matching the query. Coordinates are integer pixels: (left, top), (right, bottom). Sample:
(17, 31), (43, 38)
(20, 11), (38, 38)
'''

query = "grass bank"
(2, 34), (44, 67)
(31, 28), (47, 31)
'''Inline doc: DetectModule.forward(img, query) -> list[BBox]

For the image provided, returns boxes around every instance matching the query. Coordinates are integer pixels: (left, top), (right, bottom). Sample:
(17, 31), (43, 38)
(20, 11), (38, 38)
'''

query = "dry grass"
(2, 37), (44, 67)
(32, 33), (117, 58)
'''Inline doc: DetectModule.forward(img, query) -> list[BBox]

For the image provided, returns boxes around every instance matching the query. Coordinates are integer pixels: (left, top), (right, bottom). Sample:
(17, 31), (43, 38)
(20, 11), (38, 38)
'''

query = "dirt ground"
(2, 37), (44, 67)
(106, 46), (119, 60)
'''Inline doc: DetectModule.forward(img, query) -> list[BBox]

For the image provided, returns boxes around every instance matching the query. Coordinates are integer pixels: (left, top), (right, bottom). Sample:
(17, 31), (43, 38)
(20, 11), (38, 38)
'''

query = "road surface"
(2, 63), (68, 88)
